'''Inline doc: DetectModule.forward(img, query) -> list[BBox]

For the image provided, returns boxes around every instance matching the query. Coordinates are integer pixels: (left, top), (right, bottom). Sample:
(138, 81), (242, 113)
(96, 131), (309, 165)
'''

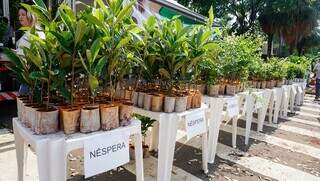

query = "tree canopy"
(178, 0), (320, 56)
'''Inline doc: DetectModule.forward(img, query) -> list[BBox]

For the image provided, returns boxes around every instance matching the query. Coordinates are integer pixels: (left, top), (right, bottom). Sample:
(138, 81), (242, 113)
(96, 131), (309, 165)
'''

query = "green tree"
(259, 0), (319, 56)
(177, 0), (265, 35)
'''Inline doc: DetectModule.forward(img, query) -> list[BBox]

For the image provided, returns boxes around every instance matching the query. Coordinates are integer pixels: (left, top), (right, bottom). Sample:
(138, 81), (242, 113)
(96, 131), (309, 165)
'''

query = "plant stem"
(71, 51), (76, 107)
(47, 58), (52, 111)
(41, 81), (44, 105)
(110, 74), (113, 103)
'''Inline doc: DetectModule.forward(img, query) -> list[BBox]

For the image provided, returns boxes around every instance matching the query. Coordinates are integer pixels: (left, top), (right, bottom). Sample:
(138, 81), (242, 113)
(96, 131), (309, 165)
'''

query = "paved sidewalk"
(0, 95), (320, 181)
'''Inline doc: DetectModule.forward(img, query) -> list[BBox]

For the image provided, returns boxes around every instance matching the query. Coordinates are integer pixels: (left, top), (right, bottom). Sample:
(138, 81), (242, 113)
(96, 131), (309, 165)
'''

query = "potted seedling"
(285, 62), (296, 85)
(89, 0), (138, 126)
(130, 114), (156, 159)
(188, 7), (220, 101)
(49, 3), (93, 134)
(4, 46), (45, 130)
(79, 36), (105, 133)
(23, 33), (60, 134)
(270, 58), (286, 87)
(156, 18), (190, 112)
(197, 57), (221, 97)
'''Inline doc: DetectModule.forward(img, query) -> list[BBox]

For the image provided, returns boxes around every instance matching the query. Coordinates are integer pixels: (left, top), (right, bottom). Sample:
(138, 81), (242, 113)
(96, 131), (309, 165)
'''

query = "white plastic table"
(238, 89), (272, 144)
(280, 85), (292, 118)
(268, 87), (284, 124)
(133, 105), (208, 181)
(293, 82), (307, 106)
(13, 118), (144, 181)
(203, 96), (239, 163)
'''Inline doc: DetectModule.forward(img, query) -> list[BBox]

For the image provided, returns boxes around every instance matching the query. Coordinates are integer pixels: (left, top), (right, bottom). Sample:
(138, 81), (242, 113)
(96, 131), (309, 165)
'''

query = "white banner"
(84, 133), (130, 178)
(227, 97), (239, 118)
(185, 111), (206, 140)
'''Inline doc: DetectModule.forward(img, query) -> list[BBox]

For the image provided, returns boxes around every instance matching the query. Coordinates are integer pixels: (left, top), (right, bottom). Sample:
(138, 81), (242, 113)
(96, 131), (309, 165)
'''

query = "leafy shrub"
(219, 35), (264, 82)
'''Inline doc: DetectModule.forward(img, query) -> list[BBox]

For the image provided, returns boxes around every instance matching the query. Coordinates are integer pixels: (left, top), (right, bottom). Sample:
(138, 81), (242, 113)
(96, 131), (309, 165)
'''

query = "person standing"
(16, 2), (36, 94)
(313, 59), (320, 101)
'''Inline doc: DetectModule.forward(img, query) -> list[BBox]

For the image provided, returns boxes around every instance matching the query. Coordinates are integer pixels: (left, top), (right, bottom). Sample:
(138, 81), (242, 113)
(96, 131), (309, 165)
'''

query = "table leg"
(201, 132), (208, 174)
(257, 108), (263, 132)
(48, 138), (66, 181)
(13, 122), (27, 181)
(35, 140), (50, 181)
(245, 95), (254, 145)
(151, 121), (159, 151)
(207, 99), (224, 164)
(133, 132), (144, 181)
(273, 99), (281, 124)
(268, 99), (274, 124)
(232, 117), (238, 148)
(157, 114), (178, 181)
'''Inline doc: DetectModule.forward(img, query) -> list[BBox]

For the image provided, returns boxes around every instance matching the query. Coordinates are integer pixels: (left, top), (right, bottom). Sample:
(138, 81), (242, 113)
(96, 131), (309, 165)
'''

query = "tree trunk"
(297, 41), (303, 56)
(267, 34), (273, 58)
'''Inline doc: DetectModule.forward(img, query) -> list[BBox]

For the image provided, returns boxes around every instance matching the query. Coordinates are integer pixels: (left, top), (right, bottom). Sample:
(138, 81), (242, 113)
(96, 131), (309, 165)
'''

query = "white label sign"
(255, 92), (264, 109)
(84, 133), (130, 178)
(185, 111), (206, 140)
(227, 97), (239, 118)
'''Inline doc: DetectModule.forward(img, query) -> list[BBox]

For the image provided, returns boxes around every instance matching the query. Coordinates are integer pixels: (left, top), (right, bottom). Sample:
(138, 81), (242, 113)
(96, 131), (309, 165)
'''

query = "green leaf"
(33, 0), (47, 10)
(175, 19), (183, 33)
(95, 0), (108, 11)
(90, 38), (101, 63)
(201, 30), (212, 44)
(145, 16), (156, 28)
(203, 42), (219, 50)
(84, 14), (105, 30)
(89, 75), (99, 96)
(29, 71), (48, 81)
(75, 19), (87, 46)
(50, 31), (72, 54)
(3, 48), (23, 69)
(58, 7), (74, 33)
(24, 48), (42, 69)
(94, 56), (107, 76)
(116, 36), (131, 49)
(159, 68), (170, 79)
(78, 51), (90, 73)
(208, 6), (214, 27)
(114, 1), (134, 25)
